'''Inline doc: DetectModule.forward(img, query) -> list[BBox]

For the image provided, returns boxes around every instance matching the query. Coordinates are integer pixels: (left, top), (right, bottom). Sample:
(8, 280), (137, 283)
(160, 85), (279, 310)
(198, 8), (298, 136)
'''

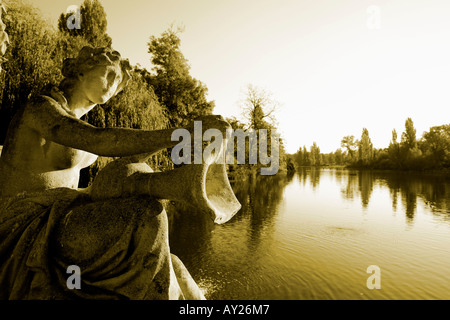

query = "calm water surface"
(169, 167), (450, 300)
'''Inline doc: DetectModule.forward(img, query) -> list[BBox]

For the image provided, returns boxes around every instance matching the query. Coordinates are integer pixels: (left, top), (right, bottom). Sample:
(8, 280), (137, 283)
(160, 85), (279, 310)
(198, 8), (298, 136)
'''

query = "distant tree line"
(292, 117), (450, 172)
(346, 117), (450, 170)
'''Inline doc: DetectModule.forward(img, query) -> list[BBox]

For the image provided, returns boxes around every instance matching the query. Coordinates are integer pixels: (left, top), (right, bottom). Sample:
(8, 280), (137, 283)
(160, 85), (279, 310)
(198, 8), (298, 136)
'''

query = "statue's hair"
(61, 46), (132, 95)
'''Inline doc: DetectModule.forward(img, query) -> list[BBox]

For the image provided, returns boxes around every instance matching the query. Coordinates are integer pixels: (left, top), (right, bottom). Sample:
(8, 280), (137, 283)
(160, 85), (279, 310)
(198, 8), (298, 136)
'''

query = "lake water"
(169, 167), (450, 300)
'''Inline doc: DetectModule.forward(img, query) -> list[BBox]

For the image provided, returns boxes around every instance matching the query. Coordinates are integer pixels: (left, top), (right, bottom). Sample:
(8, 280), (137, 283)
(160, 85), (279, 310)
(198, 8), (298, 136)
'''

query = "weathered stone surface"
(0, 45), (236, 300)
(0, 186), (205, 299)
(0, 2), (8, 73)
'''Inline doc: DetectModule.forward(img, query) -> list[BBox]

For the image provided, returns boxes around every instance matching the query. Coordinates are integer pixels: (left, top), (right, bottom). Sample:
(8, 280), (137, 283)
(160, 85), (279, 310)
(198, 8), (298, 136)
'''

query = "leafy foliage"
(293, 117), (450, 172)
(0, 0), (61, 142)
(147, 26), (214, 127)
(0, 1), (198, 185)
(57, 0), (112, 47)
(234, 84), (288, 175)
(358, 128), (373, 165)
(240, 84), (278, 130)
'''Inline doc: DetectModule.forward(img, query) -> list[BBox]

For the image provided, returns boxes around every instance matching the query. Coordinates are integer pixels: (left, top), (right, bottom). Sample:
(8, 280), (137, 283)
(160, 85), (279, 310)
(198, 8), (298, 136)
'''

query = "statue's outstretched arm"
(25, 97), (178, 157)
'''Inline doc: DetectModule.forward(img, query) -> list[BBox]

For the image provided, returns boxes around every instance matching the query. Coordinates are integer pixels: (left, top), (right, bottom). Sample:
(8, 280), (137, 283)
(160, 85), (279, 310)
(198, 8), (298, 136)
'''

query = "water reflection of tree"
(403, 190), (417, 224)
(309, 167), (321, 190)
(380, 172), (450, 225)
(340, 170), (373, 208)
(232, 174), (290, 253)
(358, 171), (374, 208)
(298, 167), (308, 187)
(389, 184), (399, 213)
(168, 173), (291, 281)
(377, 174), (418, 224)
(296, 167), (321, 190)
(339, 169), (450, 225)
(341, 171), (358, 201)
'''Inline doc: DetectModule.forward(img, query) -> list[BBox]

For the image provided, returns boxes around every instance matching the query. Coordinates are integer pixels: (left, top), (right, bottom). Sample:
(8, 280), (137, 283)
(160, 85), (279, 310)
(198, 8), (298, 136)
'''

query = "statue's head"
(61, 46), (132, 104)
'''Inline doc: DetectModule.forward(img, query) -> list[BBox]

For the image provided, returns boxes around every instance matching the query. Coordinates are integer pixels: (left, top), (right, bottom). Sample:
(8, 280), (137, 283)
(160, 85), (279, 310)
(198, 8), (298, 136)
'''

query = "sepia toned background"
(33, 0), (450, 155)
(0, 0), (449, 300)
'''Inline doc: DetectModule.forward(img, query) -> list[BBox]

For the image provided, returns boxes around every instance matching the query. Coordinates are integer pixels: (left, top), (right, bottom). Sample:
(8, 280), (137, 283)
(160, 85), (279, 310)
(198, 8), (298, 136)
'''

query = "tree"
(310, 142), (320, 166)
(286, 156), (295, 174)
(388, 129), (401, 167)
(341, 135), (358, 159)
(0, 0), (61, 143)
(147, 26), (214, 126)
(294, 146), (304, 166)
(57, 0), (112, 47)
(238, 83), (286, 174)
(422, 124), (450, 167)
(226, 116), (246, 131)
(399, 118), (423, 169)
(358, 128), (373, 164)
(401, 117), (417, 150)
(334, 148), (344, 165)
(54, 0), (113, 67)
(240, 84), (279, 130)
(302, 146), (310, 165)
(294, 145), (310, 166)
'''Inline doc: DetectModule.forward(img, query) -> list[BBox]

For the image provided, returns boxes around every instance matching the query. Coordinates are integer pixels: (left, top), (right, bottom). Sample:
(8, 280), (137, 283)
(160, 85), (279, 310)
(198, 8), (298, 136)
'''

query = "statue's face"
(80, 64), (123, 104)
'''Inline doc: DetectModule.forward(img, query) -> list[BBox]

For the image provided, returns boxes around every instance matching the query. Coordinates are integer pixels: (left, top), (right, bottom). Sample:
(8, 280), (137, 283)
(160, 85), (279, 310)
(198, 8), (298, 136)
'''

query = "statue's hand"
(187, 115), (231, 135)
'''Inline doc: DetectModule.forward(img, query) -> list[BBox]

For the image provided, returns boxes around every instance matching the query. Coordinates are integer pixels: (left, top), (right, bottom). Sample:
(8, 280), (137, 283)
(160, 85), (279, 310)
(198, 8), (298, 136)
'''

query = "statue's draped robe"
(0, 89), (206, 300)
(0, 187), (200, 299)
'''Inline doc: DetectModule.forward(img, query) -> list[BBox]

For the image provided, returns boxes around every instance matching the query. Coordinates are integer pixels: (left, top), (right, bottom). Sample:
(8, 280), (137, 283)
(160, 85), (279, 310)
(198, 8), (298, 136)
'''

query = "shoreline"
(290, 164), (450, 179)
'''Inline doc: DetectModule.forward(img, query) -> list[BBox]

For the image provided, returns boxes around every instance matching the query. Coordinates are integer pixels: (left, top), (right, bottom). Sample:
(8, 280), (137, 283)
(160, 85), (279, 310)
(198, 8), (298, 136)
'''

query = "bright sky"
(33, 0), (450, 153)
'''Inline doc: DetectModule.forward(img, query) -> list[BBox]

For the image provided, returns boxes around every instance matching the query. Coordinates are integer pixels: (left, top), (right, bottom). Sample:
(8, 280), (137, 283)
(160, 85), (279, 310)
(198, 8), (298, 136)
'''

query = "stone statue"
(0, 46), (241, 299)
(0, 2), (8, 73)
